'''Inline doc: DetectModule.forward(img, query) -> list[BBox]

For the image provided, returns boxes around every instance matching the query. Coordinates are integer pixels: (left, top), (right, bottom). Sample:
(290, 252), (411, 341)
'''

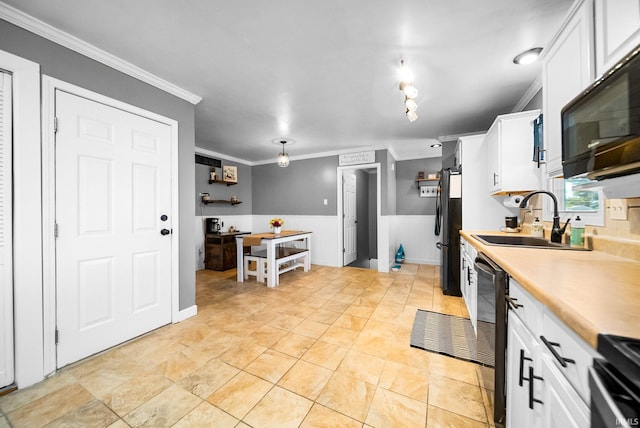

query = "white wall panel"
(390, 215), (440, 265)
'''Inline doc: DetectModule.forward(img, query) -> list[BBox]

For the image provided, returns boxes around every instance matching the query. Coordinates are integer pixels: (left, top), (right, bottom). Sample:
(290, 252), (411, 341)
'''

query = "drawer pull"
(540, 335), (576, 368)
(527, 366), (544, 409)
(506, 295), (523, 310)
(519, 349), (532, 387)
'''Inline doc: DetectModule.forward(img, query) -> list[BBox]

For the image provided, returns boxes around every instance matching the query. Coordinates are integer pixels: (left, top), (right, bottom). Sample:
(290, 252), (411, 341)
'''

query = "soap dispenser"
(531, 217), (544, 238)
(571, 215), (585, 247)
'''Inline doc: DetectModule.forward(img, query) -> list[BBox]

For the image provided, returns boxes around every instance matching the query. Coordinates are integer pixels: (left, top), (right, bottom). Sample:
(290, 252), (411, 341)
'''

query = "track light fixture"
(399, 60), (418, 122)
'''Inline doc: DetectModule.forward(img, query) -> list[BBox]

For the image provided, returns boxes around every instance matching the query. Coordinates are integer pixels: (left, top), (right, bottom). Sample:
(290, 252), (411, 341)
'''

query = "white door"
(55, 90), (173, 367)
(0, 71), (14, 388)
(343, 172), (357, 265)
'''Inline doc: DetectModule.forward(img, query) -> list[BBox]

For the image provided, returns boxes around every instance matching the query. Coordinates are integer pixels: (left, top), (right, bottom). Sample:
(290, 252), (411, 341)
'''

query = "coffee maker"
(206, 218), (222, 234)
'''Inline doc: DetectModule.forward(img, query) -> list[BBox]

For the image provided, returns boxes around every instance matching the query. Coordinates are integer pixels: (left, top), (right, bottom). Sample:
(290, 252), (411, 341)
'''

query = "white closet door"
(55, 90), (173, 368)
(0, 71), (14, 388)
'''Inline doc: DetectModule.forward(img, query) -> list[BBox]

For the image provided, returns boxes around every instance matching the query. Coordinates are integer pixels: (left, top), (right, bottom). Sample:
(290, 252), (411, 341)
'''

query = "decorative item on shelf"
(270, 217), (284, 235)
(418, 171), (425, 179)
(399, 59), (418, 122)
(209, 168), (217, 182)
(231, 195), (238, 203)
(201, 192), (211, 202)
(223, 165), (238, 183)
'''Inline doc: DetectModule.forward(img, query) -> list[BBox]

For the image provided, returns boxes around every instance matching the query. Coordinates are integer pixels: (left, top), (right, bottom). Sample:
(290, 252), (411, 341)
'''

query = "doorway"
(338, 165), (380, 270)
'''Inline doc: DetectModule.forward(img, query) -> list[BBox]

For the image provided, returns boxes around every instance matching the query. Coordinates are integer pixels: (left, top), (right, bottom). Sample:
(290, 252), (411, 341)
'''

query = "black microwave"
(562, 44), (640, 180)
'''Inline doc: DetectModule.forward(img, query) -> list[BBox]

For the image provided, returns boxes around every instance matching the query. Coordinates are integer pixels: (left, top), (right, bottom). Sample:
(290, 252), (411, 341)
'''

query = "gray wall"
(396, 158), (441, 215)
(1, 19), (197, 310)
(195, 162), (252, 215)
(251, 149), (394, 217)
(383, 151), (397, 215)
(252, 156), (338, 215)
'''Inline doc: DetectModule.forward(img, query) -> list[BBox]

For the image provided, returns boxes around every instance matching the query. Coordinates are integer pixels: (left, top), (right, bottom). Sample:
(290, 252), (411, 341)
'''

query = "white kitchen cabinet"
(595, 0), (640, 77)
(505, 279), (598, 428)
(458, 134), (514, 230)
(507, 311), (542, 428)
(485, 110), (541, 195)
(541, 0), (595, 177)
(539, 351), (590, 428)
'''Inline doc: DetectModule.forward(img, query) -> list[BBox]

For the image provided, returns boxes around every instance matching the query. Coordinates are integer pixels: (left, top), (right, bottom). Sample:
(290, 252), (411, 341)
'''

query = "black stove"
(590, 334), (640, 428)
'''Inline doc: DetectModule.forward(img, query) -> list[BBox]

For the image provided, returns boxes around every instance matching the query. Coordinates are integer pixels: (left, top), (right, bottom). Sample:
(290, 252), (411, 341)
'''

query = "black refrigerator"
(435, 167), (462, 296)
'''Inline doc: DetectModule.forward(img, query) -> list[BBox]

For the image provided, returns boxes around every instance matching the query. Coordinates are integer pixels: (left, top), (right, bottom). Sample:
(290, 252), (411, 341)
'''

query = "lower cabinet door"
(506, 311), (541, 428)
(540, 352), (589, 428)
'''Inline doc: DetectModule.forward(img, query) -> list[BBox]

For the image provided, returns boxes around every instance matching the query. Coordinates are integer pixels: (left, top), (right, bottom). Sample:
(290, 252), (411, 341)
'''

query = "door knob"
(160, 215), (168, 221)
(160, 228), (171, 235)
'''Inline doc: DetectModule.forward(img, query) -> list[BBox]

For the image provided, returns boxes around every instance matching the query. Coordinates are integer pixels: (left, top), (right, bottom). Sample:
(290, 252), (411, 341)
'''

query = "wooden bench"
(249, 247), (309, 285)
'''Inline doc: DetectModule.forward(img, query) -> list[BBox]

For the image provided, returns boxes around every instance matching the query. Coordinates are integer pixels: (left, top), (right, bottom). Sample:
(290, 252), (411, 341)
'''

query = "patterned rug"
(410, 309), (495, 367)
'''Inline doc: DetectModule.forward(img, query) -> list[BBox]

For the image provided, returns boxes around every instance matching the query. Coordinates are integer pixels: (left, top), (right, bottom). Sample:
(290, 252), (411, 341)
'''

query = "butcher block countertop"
(461, 230), (640, 349)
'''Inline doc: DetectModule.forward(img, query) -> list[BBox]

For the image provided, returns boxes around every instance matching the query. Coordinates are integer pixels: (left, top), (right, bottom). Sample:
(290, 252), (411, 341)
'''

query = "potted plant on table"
(270, 218), (284, 235)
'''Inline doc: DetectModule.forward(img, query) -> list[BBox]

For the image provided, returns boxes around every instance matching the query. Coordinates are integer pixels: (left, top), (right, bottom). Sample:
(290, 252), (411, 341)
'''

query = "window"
(544, 177), (605, 226)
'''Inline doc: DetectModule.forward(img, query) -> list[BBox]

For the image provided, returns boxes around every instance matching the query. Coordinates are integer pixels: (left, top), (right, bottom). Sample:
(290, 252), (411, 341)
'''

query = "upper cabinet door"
(542, 0), (595, 177)
(595, 0), (640, 77)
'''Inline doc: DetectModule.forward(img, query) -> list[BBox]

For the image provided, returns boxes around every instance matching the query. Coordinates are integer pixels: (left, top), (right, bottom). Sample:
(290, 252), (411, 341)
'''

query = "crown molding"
(0, 2), (202, 105)
(512, 76), (542, 113)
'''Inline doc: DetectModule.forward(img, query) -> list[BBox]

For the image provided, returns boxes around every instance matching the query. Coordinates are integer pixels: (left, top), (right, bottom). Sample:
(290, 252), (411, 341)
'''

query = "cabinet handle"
(540, 335), (576, 368)
(518, 349), (532, 387)
(467, 266), (472, 284)
(527, 366), (544, 409)
(506, 295), (523, 310)
(493, 173), (499, 186)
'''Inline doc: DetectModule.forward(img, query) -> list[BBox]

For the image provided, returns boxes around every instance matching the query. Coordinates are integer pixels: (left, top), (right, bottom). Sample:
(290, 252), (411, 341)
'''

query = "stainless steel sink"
(473, 234), (591, 250)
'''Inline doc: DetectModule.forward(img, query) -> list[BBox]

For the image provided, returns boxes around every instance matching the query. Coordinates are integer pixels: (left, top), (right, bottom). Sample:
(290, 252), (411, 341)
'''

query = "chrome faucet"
(519, 190), (571, 243)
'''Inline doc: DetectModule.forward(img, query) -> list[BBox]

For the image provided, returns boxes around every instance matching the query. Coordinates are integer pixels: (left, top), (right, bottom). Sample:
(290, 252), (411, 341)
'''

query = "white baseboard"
(404, 257), (440, 265)
(174, 305), (197, 323)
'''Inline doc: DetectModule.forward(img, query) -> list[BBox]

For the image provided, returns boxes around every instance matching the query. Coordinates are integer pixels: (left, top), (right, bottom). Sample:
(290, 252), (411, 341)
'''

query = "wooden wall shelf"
(208, 179), (237, 186)
(202, 199), (242, 205)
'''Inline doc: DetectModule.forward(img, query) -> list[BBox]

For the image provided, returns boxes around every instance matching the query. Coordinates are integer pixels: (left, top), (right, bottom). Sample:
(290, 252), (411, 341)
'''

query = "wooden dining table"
(235, 230), (312, 287)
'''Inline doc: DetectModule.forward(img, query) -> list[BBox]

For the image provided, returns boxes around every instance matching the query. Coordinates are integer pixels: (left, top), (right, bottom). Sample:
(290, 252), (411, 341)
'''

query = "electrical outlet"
(609, 199), (628, 220)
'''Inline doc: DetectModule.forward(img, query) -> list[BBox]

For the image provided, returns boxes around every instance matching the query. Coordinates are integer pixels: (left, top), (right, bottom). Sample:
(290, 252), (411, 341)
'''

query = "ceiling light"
(405, 97), (418, 112)
(400, 81), (419, 99)
(399, 59), (419, 122)
(513, 47), (543, 65)
(399, 59), (414, 83)
(276, 140), (290, 167)
(431, 143), (442, 148)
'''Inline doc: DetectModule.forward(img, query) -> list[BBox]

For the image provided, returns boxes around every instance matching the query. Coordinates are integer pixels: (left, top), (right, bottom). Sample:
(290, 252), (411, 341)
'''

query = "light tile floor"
(0, 264), (496, 427)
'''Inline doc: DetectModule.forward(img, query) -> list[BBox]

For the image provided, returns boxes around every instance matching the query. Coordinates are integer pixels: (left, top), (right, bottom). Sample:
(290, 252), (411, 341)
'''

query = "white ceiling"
(3, 0), (573, 163)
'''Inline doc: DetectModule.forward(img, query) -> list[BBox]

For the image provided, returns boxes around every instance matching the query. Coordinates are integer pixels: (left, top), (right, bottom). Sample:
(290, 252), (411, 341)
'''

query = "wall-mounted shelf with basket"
(416, 175), (439, 198)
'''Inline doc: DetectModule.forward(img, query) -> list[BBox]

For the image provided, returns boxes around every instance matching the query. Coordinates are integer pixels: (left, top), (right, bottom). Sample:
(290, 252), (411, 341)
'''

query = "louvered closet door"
(0, 71), (14, 388)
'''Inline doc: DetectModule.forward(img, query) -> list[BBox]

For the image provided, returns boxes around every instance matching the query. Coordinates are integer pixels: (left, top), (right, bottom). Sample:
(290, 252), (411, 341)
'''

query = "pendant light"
(277, 140), (290, 167)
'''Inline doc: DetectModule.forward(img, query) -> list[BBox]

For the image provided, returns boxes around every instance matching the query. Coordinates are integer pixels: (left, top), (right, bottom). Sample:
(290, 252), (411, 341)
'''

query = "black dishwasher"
(474, 252), (508, 426)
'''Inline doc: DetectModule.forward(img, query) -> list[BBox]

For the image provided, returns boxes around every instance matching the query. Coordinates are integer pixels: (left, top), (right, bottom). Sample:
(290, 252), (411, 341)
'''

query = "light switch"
(323, 199), (328, 205)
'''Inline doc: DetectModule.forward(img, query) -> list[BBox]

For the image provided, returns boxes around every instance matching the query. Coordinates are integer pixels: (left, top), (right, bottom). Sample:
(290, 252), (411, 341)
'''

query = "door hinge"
(54, 117), (59, 133)
(343, 248), (346, 253)
(55, 328), (59, 345)
(54, 223), (59, 238)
